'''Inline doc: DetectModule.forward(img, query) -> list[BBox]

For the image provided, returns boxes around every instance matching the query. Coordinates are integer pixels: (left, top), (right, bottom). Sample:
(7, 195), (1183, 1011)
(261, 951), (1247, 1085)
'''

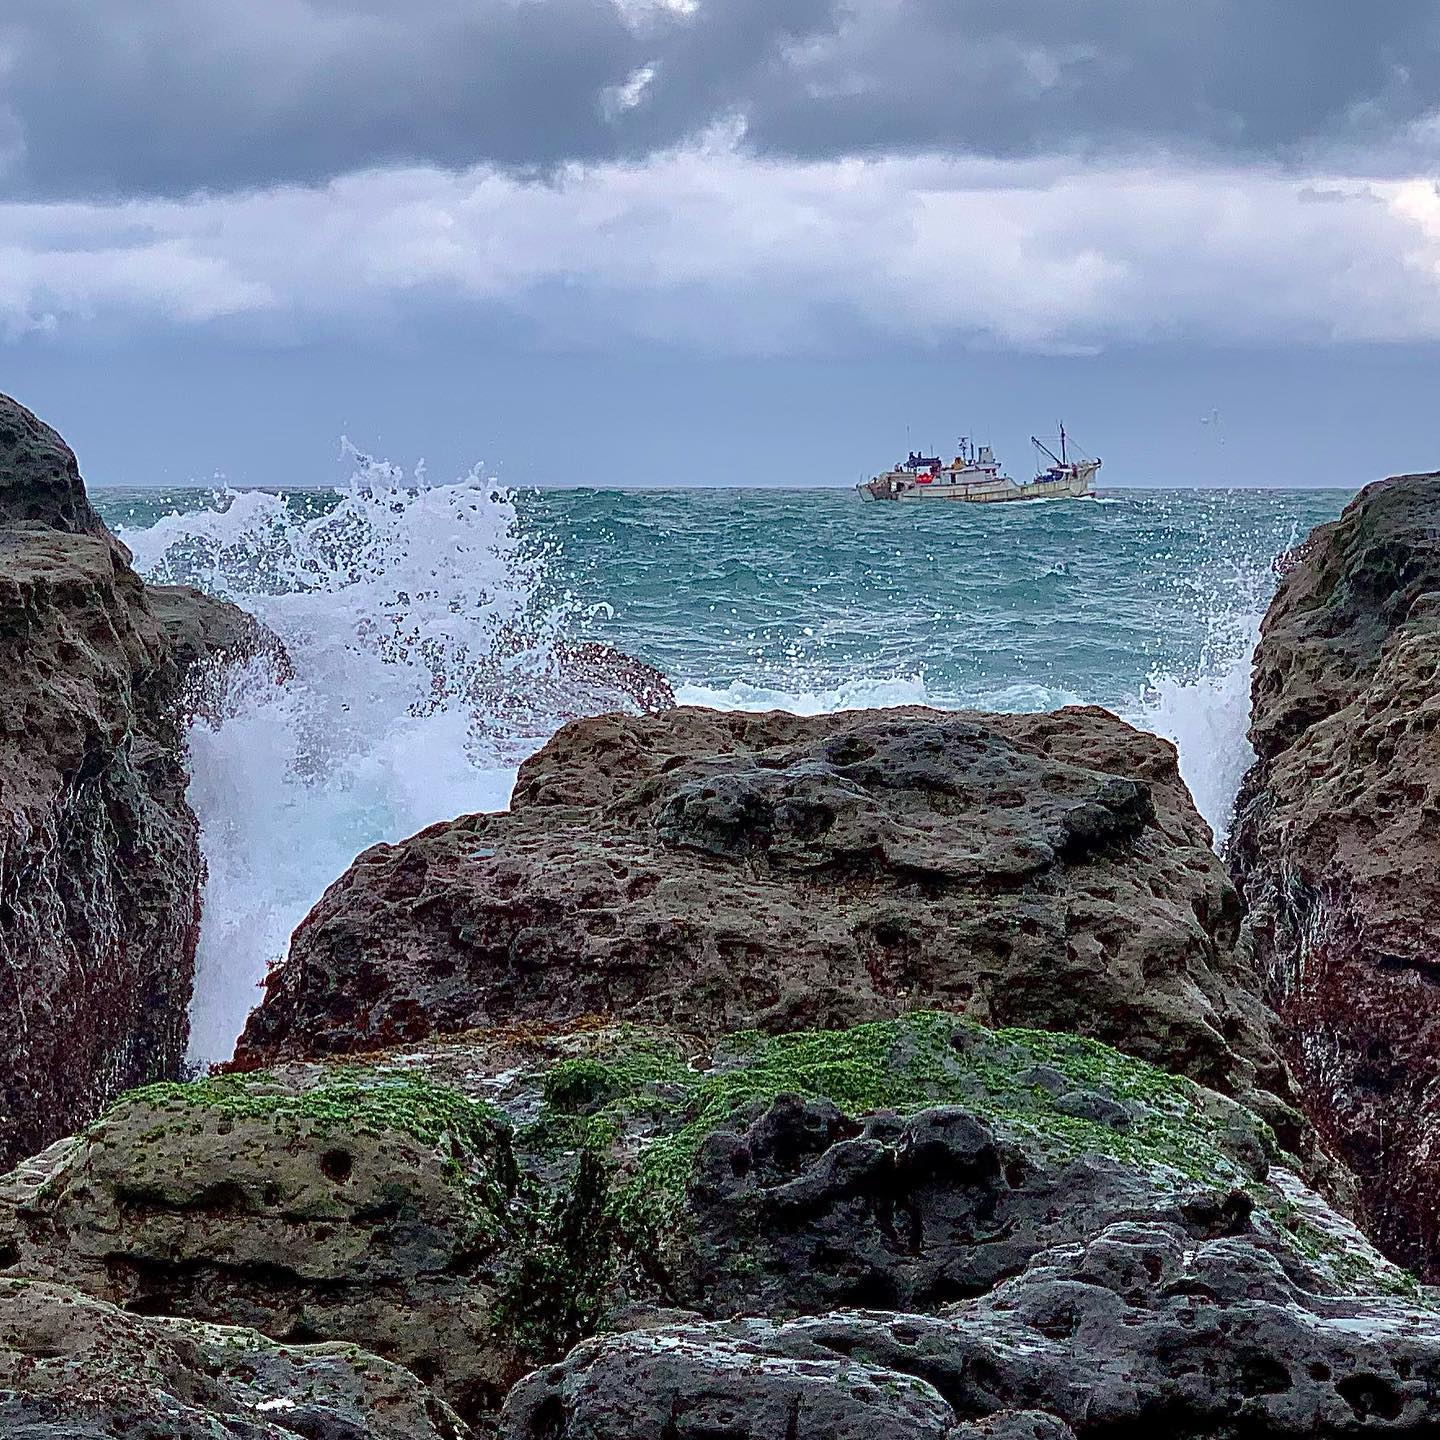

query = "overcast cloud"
(2, 0), (1440, 355)
(4, 138), (1439, 354)
(3, 0), (1440, 199)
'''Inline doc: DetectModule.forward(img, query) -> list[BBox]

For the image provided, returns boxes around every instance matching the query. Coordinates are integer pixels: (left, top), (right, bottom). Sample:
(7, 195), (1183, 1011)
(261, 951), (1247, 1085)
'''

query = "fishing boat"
(856, 426), (1101, 503)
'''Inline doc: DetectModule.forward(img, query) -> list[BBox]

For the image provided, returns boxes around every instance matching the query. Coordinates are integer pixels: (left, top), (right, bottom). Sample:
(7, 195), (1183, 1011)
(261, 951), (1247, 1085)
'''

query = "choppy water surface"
(95, 479), (1346, 1062)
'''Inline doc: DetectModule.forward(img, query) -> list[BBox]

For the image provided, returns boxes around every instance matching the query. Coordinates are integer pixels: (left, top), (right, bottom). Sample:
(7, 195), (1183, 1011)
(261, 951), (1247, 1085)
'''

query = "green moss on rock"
(116, 1068), (504, 1150)
(541, 1036), (689, 1115)
(107, 1067), (519, 1232)
(515, 1013), (1286, 1248)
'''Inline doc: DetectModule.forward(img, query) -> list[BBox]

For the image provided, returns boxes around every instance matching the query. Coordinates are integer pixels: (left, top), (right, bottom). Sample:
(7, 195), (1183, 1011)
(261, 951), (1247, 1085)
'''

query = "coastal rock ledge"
(0, 393), (281, 1169)
(1231, 470), (1440, 1277)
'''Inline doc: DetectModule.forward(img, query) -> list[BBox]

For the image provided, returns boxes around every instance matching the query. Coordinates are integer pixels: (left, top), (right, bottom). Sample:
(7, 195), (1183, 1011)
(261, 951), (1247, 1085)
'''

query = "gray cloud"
(0, 0), (657, 197)
(2, 0), (1439, 201)
(732, 0), (1440, 160)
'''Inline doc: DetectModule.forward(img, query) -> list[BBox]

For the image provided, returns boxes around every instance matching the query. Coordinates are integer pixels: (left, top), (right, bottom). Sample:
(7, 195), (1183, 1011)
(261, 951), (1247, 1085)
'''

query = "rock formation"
(0, 392), (282, 1169)
(0, 397), (111, 539)
(235, 704), (1308, 1151)
(504, 1220), (1437, 1440)
(0, 1276), (470, 1438)
(0, 1012), (1401, 1431)
(1230, 471), (1440, 1275)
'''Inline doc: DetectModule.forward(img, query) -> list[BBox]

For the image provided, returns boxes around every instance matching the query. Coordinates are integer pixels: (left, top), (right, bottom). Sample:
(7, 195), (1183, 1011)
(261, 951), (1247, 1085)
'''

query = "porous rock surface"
(504, 1221), (1440, 1440)
(0, 1063), (527, 1422)
(235, 704), (1304, 1146)
(1230, 471), (1440, 1275)
(0, 1276), (470, 1439)
(0, 1013), (1399, 1429)
(0, 397), (110, 538)
(0, 392), (281, 1168)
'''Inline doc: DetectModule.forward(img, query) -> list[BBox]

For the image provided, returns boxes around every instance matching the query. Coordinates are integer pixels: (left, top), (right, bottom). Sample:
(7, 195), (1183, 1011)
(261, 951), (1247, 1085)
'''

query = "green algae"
(492, 1150), (618, 1366)
(610, 1013), (1284, 1238)
(513, 1011), (1283, 1244)
(115, 1069), (506, 1152)
(107, 1068), (519, 1236)
(520, 1030), (691, 1161)
(541, 1035), (690, 1114)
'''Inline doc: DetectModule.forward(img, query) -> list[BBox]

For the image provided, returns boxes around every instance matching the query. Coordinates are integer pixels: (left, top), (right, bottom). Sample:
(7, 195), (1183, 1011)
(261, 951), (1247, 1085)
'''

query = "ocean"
(94, 477), (1348, 1064)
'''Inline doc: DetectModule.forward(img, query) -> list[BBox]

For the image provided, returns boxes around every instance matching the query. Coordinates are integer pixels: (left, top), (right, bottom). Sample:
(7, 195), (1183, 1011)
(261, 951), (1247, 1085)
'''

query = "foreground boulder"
(236, 704), (1305, 1148)
(0, 393), (281, 1168)
(0, 1276), (470, 1438)
(504, 1221), (1434, 1440)
(0, 1059), (528, 1421)
(0, 1012), (1395, 1427)
(1231, 471), (1440, 1275)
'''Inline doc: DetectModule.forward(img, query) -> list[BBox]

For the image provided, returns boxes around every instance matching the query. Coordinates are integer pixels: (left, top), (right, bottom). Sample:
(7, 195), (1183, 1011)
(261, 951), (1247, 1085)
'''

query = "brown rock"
(235, 704), (1304, 1147)
(0, 392), (282, 1169)
(1231, 470), (1440, 1274)
(148, 582), (294, 685)
(0, 396), (108, 539)
(551, 640), (674, 715)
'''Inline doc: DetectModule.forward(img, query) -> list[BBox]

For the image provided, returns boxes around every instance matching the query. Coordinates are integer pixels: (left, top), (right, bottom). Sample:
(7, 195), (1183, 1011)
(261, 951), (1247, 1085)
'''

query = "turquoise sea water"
(93, 482), (1348, 1061)
(99, 484), (1344, 713)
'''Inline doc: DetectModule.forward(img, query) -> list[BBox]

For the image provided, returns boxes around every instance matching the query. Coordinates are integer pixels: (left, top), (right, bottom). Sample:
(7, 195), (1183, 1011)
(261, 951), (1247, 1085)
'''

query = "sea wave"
(123, 454), (565, 1064)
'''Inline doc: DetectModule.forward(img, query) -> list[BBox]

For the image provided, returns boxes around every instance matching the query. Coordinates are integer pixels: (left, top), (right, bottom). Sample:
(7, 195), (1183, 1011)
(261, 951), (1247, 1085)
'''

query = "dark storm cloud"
(0, 0), (655, 197)
(2, 0), (1439, 201)
(731, 0), (1440, 162)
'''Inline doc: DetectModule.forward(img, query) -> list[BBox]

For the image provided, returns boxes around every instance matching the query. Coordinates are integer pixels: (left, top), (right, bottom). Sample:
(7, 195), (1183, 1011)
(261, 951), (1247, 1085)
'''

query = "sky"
(5, 0), (1440, 487)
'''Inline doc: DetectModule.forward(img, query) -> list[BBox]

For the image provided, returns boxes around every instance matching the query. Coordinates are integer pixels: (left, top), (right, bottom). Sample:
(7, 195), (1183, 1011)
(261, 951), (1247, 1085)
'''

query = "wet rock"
(0, 392), (282, 1168)
(551, 640), (674, 715)
(235, 705), (1303, 1149)
(0, 1276), (471, 1438)
(2, 1014), (1392, 1427)
(1231, 471), (1440, 1274)
(502, 1221), (1439, 1440)
(952, 1416), (1076, 1440)
(503, 1323), (959, 1440)
(148, 582), (295, 686)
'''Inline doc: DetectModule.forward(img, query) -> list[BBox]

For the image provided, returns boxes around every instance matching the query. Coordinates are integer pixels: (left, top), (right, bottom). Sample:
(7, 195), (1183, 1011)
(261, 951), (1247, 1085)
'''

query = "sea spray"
(1125, 576), (1266, 848)
(1124, 529), (1300, 848)
(123, 455), (577, 1066)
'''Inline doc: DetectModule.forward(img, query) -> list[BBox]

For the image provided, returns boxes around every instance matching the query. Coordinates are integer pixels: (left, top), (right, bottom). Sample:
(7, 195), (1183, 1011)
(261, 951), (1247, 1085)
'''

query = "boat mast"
(1060, 423), (1067, 466)
(1031, 434), (1063, 468)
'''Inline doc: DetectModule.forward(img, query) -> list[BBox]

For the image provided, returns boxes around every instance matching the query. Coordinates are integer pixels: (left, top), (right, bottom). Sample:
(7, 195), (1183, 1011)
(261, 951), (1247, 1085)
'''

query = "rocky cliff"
(1231, 471), (1440, 1276)
(0, 393), (281, 1169)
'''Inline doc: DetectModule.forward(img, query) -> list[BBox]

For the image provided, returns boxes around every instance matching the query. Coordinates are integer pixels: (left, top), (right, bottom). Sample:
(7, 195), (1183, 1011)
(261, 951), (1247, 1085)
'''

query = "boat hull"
(857, 463), (1097, 504)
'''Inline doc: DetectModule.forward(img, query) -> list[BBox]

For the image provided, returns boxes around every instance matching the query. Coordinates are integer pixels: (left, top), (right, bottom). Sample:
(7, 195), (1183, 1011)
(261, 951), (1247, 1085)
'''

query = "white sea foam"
(1121, 550), (1281, 848)
(677, 674), (1088, 718)
(124, 454), (567, 1066)
(1124, 613), (1263, 848)
(675, 674), (935, 714)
